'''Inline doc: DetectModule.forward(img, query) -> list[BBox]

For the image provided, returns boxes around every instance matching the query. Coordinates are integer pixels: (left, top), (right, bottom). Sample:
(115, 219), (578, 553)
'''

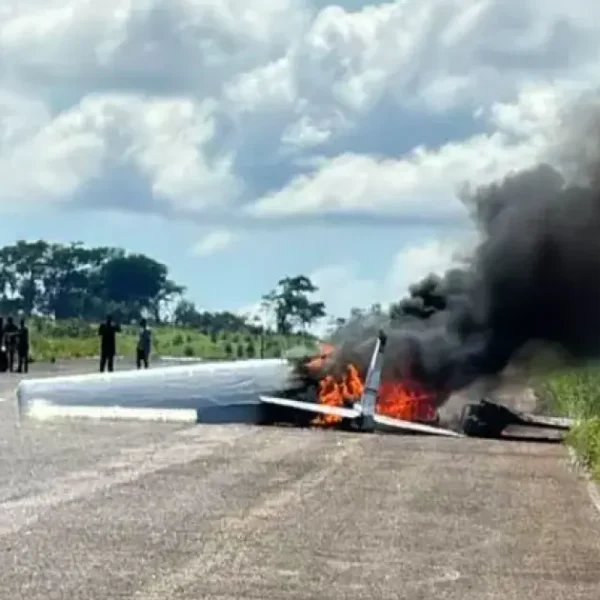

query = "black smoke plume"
(319, 97), (600, 404)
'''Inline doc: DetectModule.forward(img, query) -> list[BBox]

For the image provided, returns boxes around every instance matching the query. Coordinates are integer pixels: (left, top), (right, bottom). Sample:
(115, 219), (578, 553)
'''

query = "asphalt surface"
(0, 360), (599, 599)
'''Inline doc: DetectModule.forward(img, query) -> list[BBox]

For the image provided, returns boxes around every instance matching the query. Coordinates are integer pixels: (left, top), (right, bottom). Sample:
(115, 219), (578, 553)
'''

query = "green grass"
(538, 366), (600, 478)
(26, 318), (318, 363)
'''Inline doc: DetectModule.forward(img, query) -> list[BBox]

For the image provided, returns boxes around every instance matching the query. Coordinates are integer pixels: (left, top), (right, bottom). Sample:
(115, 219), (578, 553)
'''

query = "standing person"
(17, 318), (29, 373)
(4, 317), (18, 372)
(98, 315), (121, 373)
(0, 317), (5, 373)
(136, 318), (152, 369)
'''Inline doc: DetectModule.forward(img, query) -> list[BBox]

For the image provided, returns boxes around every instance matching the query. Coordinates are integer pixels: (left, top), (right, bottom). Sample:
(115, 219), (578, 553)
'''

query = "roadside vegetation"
(537, 366), (600, 479)
(27, 318), (316, 362)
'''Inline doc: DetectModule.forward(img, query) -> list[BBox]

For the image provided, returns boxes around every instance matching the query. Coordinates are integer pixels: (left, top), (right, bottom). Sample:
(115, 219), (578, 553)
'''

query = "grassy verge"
(26, 319), (318, 363)
(537, 366), (600, 479)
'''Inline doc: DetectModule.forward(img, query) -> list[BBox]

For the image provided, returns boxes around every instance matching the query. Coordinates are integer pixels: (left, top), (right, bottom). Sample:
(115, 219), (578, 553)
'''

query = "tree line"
(0, 240), (328, 337)
(0, 240), (183, 322)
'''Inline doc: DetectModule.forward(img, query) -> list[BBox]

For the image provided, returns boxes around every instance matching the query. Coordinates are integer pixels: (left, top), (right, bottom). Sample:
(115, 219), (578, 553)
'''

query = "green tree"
(173, 300), (250, 332)
(173, 300), (201, 327)
(0, 240), (186, 322)
(261, 275), (326, 334)
(0, 240), (52, 314)
(99, 253), (184, 321)
(42, 243), (115, 319)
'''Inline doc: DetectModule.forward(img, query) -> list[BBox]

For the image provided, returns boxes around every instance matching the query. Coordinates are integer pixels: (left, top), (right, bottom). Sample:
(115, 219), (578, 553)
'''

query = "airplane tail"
(259, 330), (462, 437)
(258, 332), (385, 423)
(355, 330), (387, 432)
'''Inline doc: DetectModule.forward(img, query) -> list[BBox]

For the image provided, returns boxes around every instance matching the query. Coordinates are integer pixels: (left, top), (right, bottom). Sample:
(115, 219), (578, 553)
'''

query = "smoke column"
(323, 95), (600, 404)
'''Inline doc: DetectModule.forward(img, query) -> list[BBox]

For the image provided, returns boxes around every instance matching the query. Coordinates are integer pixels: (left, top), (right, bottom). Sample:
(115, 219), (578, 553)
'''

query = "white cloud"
(225, 0), (600, 127)
(248, 81), (589, 220)
(0, 0), (597, 225)
(191, 229), (237, 256)
(0, 92), (240, 212)
(0, 89), (107, 209)
(0, 0), (307, 90)
(0, 88), (49, 148)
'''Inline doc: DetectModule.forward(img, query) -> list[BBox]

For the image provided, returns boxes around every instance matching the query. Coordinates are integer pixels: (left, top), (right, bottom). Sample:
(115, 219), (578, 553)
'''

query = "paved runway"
(0, 360), (599, 599)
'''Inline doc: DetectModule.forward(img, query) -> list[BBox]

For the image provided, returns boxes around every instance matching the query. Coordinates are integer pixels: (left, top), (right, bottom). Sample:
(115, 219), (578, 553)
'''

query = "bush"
(566, 418), (600, 479)
(543, 367), (600, 419)
(542, 364), (600, 479)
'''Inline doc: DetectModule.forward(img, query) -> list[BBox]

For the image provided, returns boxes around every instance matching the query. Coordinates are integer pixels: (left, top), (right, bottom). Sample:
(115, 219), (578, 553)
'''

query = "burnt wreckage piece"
(460, 398), (572, 440)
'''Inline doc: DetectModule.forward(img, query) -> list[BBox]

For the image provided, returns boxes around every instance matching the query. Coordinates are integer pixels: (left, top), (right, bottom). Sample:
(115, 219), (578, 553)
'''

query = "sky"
(1, 0), (599, 330)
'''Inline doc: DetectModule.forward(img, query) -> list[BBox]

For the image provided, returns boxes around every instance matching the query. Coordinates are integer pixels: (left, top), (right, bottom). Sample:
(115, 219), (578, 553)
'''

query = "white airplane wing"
(373, 414), (464, 437)
(260, 395), (463, 436)
(259, 395), (360, 419)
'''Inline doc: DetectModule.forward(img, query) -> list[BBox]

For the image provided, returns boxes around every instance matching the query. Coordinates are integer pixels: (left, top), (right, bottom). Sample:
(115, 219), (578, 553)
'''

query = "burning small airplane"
(17, 328), (573, 441)
(261, 330), (463, 438)
(263, 331), (574, 442)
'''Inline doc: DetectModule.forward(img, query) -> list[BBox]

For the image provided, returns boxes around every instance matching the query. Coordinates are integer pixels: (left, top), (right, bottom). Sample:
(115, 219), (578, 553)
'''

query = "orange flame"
(312, 362), (437, 426)
(377, 380), (438, 422)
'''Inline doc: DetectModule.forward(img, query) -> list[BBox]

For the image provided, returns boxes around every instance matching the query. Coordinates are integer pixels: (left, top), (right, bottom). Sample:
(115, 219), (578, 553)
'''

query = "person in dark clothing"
(98, 315), (121, 372)
(17, 318), (29, 373)
(0, 317), (5, 373)
(4, 317), (18, 372)
(136, 318), (152, 369)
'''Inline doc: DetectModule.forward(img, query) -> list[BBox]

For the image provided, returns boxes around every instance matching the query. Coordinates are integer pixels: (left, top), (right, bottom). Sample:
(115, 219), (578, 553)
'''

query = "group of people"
(0, 317), (29, 373)
(0, 314), (152, 375)
(98, 315), (152, 373)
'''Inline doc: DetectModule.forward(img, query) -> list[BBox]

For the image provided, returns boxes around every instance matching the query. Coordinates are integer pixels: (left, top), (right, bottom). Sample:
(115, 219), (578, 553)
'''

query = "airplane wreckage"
(16, 331), (573, 441)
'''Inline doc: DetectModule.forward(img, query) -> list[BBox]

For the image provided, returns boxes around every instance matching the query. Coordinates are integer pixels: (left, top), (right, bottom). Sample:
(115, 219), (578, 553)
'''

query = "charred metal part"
(460, 398), (573, 440)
